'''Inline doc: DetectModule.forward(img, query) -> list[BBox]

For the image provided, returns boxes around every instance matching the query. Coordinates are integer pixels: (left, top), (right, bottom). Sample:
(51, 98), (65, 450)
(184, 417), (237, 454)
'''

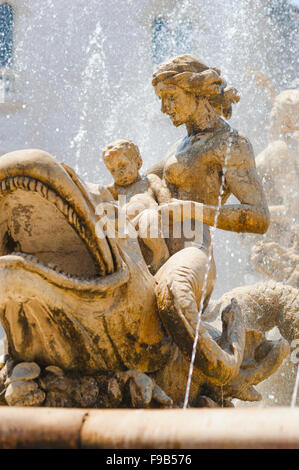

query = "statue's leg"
(134, 209), (170, 273)
(155, 247), (245, 386)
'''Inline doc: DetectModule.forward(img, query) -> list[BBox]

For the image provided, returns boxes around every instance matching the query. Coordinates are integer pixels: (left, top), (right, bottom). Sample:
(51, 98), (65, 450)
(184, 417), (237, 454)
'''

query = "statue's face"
(106, 150), (139, 186)
(155, 83), (197, 127)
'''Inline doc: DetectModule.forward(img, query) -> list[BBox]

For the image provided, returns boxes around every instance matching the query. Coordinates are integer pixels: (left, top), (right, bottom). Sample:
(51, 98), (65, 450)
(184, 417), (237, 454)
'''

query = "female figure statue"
(149, 55), (278, 395)
(151, 54), (270, 237)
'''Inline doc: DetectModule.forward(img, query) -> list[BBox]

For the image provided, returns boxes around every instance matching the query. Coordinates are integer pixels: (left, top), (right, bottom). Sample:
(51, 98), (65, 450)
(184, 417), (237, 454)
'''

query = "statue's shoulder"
(232, 130), (254, 154)
(215, 129), (255, 169)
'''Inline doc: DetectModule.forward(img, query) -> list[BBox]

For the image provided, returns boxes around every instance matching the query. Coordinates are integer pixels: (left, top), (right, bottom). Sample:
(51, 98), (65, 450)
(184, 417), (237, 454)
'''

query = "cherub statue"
(256, 90), (299, 244)
(102, 138), (170, 273)
(248, 70), (299, 245)
(240, 71), (299, 285)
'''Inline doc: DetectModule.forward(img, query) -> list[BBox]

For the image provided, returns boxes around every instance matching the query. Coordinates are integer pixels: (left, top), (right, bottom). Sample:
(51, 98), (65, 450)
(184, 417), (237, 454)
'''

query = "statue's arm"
(147, 173), (173, 204)
(211, 154), (270, 234)
(198, 138), (270, 234)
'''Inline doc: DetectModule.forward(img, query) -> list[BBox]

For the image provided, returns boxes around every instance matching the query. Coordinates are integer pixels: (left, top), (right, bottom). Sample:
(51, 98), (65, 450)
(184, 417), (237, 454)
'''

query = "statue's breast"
(164, 136), (225, 204)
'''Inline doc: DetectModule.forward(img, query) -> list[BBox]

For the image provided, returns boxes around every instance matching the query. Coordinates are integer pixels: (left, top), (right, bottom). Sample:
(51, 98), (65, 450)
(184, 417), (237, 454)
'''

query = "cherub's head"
(268, 89), (299, 144)
(102, 139), (142, 186)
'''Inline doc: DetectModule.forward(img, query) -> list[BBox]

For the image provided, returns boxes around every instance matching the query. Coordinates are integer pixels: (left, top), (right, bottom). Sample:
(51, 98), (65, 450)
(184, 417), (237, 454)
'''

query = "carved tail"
(205, 281), (299, 343)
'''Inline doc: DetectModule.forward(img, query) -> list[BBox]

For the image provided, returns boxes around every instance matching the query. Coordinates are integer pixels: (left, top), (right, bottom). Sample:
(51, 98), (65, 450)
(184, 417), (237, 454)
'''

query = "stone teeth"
(0, 175), (100, 282)
(9, 178), (16, 190)
(55, 197), (64, 212)
(19, 176), (25, 187)
(23, 177), (30, 189)
(13, 176), (21, 187)
(69, 209), (79, 228)
(73, 214), (80, 230)
(47, 262), (56, 270)
(47, 189), (57, 204)
(68, 207), (74, 223)
(36, 181), (43, 194)
(41, 184), (48, 198)
(29, 180), (37, 191)
(63, 203), (69, 215)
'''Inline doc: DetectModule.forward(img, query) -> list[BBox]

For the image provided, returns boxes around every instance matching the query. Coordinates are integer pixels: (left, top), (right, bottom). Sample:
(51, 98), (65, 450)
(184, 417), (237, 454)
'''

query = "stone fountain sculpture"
(242, 73), (299, 265)
(0, 55), (296, 409)
(252, 89), (299, 284)
(243, 84), (299, 406)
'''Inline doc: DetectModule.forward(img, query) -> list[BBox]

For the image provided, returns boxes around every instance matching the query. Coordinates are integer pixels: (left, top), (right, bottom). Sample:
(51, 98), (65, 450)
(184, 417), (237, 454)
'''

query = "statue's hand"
(116, 370), (173, 408)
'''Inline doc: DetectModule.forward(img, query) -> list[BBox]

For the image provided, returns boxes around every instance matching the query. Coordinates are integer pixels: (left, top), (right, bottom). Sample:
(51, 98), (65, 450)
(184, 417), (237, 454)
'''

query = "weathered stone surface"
(72, 377), (99, 408)
(44, 391), (74, 408)
(196, 395), (222, 408)
(5, 380), (45, 407)
(107, 377), (122, 407)
(0, 54), (294, 409)
(39, 371), (99, 408)
(45, 366), (64, 377)
(5, 362), (41, 385)
(39, 372), (71, 393)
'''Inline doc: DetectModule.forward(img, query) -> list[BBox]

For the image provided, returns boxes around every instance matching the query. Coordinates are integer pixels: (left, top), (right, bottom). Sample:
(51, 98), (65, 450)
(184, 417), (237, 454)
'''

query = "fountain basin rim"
(0, 406), (299, 449)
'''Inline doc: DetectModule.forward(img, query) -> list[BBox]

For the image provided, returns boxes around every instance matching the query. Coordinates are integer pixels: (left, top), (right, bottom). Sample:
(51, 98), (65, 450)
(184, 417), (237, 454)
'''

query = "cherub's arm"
(147, 173), (173, 204)
(102, 183), (118, 201)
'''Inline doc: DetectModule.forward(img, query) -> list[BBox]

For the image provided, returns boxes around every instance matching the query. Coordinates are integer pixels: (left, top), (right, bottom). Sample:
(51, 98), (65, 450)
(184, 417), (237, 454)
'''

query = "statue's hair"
(152, 54), (240, 120)
(268, 89), (299, 141)
(102, 139), (142, 170)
